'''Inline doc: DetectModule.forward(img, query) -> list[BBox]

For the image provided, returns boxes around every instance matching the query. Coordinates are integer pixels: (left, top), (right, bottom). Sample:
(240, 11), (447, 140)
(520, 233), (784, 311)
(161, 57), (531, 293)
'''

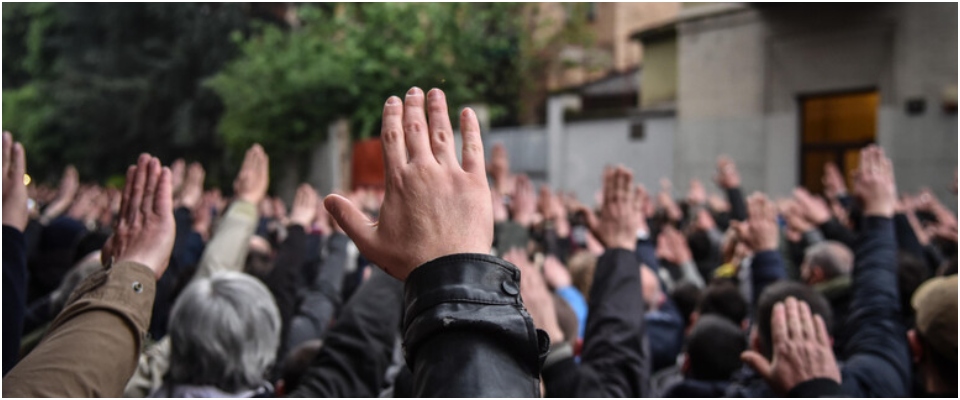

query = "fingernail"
(407, 87), (422, 96)
(428, 88), (443, 99)
(462, 107), (473, 117)
(386, 96), (400, 105)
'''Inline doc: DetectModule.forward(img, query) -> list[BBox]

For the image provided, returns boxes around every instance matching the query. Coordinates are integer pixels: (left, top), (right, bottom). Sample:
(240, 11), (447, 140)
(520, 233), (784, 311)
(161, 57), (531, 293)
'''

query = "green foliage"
(208, 3), (546, 156)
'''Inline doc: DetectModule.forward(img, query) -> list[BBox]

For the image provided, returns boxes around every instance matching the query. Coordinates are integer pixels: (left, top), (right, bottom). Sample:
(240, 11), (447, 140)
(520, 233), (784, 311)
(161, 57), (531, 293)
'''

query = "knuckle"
(404, 122), (424, 133)
(382, 128), (402, 143)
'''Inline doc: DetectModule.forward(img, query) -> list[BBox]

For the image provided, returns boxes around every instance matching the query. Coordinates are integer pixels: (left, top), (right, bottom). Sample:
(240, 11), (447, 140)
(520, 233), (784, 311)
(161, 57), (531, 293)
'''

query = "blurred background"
(2, 3), (957, 207)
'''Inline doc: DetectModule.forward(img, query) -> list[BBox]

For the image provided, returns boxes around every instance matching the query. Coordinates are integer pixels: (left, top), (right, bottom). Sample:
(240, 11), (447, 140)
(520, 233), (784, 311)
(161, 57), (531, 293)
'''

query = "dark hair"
(698, 279), (748, 326)
(671, 282), (702, 328)
(687, 315), (747, 381)
(918, 330), (959, 389)
(755, 281), (833, 356)
(898, 252), (930, 322)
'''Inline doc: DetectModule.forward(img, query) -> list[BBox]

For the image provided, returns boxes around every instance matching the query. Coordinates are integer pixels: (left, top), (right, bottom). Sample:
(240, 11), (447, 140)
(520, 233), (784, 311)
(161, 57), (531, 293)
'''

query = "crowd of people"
(1, 86), (957, 398)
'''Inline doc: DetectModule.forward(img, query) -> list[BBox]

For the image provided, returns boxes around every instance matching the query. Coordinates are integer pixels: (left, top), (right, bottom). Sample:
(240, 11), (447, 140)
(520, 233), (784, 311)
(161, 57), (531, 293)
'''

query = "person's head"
(276, 339), (324, 396)
(50, 251), (104, 313)
(684, 315), (747, 381)
(908, 275), (957, 393)
(696, 279), (748, 328)
(567, 251), (597, 300)
(752, 281), (832, 357)
(800, 241), (853, 285)
(167, 272), (281, 393)
(244, 235), (275, 279)
(898, 252), (931, 322)
(640, 265), (665, 312)
(672, 282), (702, 329)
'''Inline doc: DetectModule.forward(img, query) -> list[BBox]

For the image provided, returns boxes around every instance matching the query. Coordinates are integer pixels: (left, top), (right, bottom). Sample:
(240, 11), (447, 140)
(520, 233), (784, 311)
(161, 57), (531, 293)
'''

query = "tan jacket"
(124, 200), (259, 397)
(2, 262), (155, 397)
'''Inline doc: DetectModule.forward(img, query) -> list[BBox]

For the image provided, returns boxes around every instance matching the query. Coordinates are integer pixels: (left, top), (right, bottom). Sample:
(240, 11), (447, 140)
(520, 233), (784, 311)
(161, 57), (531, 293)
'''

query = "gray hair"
(802, 241), (853, 281)
(167, 271), (281, 393)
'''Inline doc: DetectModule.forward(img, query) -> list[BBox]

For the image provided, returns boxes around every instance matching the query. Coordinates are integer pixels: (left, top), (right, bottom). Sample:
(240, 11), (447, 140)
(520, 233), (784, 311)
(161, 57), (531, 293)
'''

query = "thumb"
(741, 350), (773, 381)
(324, 194), (375, 250)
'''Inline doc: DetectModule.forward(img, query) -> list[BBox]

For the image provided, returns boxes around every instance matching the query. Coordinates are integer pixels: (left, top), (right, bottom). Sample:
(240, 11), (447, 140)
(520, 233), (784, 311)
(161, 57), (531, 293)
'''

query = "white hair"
(167, 271), (281, 393)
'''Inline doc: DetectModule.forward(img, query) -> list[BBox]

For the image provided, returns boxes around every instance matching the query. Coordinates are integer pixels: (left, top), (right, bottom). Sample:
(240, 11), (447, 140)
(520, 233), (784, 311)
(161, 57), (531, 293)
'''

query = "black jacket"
(292, 253), (545, 397)
(541, 249), (650, 397)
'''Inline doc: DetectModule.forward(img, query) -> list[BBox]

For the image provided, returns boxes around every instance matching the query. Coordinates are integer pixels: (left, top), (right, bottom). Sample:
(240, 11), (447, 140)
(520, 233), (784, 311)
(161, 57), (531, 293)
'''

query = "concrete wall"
(674, 3), (958, 202)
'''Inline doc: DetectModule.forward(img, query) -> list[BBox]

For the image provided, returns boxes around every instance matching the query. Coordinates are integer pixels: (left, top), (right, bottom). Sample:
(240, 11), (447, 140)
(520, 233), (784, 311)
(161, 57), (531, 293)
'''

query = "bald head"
(640, 265), (664, 311)
(801, 241), (853, 284)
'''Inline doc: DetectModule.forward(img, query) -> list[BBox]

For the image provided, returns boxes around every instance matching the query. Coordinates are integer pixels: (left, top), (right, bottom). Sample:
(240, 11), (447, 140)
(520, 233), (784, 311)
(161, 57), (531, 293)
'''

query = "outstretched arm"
(4, 154), (175, 397)
(324, 88), (542, 397)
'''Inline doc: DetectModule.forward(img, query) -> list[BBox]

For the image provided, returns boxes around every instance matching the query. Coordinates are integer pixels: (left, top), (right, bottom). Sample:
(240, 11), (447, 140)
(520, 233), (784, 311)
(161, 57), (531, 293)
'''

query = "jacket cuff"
(402, 253), (544, 372)
(786, 378), (842, 397)
(226, 200), (258, 221)
(56, 261), (156, 338)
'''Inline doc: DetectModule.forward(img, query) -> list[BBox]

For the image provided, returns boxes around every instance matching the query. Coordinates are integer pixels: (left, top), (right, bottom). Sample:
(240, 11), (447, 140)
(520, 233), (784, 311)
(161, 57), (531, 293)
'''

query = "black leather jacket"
(292, 253), (546, 397)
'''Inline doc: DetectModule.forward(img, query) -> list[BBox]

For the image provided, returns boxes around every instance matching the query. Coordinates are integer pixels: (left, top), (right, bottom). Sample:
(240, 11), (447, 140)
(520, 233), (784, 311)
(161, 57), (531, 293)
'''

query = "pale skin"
(731, 192), (779, 252)
(741, 297), (841, 396)
(852, 145), (896, 218)
(503, 248), (564, 344)
(288, 183), (319, 228)
(324, 87), (492, 281)
(2, 132), (29, 231)
(101, 154), (176, 280)
(234, 144), (270, 205)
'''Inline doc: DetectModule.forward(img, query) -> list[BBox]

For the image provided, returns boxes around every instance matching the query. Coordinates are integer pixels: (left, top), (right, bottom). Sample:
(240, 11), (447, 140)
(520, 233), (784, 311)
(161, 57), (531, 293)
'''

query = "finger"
(118, 165), (136, 227)
(741, 350), (773, 381)
(403, 87), (433, 163)
(127, 154), (150, 225)
(153, 165), (173, 215)
(813, 314), (830, 347)
(13, 142), (26, 183)
(459, 107), (485, 174)
(141, 158), (161, 217)
(426, 89), (458, 167)
(771, 301), (789, 346)
(241, 145), (256, 173)
(798, 300), (815, 342)
(381, 96), (407, 176)
(603, 167), (615, 206)
(785, 297), (802, 340)
(324, 194), (376, 254)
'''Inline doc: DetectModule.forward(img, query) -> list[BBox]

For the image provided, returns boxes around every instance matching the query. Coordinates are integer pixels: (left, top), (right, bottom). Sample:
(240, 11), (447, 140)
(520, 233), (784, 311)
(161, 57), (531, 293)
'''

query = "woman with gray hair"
(150, 271), (281, 398)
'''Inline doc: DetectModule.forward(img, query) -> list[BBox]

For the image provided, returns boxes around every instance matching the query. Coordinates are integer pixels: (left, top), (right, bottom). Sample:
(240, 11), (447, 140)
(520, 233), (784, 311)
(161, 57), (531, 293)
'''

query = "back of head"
(698, 279), (748, 326)
(912, 275), (958, 389)
(640, 265), (664, 311)
(898, 252), (931, 322)
(687, 315), (747, 381)
(567, 251), (597, 300)
(671, 282), (702, 328)
(168, 271), (281, 393)
(756, 281), (833, 356)
(801, 241), (853, 283)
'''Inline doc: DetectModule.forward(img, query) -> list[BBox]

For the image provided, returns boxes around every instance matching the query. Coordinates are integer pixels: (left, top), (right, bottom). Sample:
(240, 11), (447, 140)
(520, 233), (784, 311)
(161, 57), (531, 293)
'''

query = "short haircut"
(687, 315), (747, 381)
(167, 272), (281, 393)
(567, 251), (597, 301)
(698, 279), (748, 326)
(919, 330), (959, 389)
(802, 241), (853, 281)
(898, 252), (930, 321)
(671, 282), (702, 328)
(755, 281), (833, 356)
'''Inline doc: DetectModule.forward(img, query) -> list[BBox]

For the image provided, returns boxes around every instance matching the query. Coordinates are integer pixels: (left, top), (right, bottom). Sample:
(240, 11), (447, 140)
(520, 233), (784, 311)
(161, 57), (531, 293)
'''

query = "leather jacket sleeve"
(403, 254), (547, 397)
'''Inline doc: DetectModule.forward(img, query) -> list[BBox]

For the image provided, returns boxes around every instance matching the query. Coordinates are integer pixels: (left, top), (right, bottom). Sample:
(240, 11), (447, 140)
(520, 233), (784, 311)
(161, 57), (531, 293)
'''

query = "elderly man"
(799, 240), (854, 355)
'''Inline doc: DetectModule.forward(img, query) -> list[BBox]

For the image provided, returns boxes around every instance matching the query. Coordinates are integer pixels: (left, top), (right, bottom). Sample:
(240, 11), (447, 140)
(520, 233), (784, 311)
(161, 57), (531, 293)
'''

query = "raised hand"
(656, 225), (693, 265)
(715, 155), (742, 189)
(687, 178), (707, 205)
(170, 158), (186, 195)
(233, 144), (269, 205)
(732, 192), (779, 252)
(101, 154), (175, 279)
(511, 174), (536, 227)
(178, 162), (205, 209)
(504, 248), (564, 344)
(539, 185), (570, 237)
(852, 145), (896, 217)
(2, 132), (29, 231)
(324, 87), (492, 281)
(542, 254), (572, 289)
(41, 164), (80, 222)
(792, 188), (831, 225)
(741, 297), (841, 396)
(487, 143), (514, 196)
(595, 166), (643, 252)
(289, 183), (318, 227)
(821, 162), (847, 198)
(658, 178), (682, 222)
